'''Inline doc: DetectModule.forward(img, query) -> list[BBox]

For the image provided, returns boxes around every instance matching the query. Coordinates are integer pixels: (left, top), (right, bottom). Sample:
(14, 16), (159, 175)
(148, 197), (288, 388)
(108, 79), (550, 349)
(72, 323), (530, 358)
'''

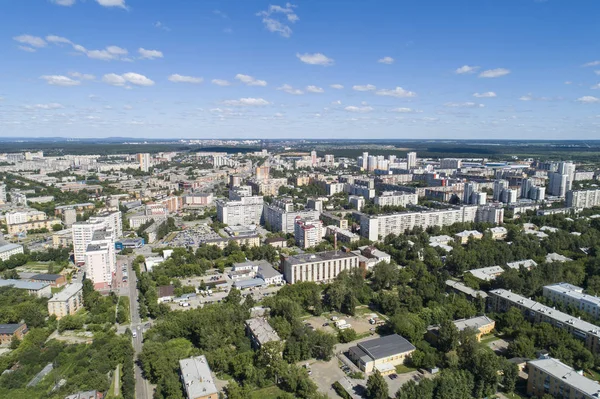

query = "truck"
(335, 319), (347, 328)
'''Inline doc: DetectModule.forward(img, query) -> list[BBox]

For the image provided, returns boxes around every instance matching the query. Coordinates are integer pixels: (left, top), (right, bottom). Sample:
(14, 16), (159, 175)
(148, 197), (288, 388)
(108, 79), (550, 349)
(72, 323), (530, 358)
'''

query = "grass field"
(250, 385), (287, 399)
(105, 364), (121, 399)
(16, 262), (50, 272)
(395, 364), (418, 374)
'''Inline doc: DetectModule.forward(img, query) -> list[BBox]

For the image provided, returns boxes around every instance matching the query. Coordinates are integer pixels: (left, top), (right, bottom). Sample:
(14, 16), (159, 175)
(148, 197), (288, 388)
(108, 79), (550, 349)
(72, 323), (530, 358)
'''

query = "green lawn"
(250, 385), (286, 399)
(16, 262), (50, 272)
(105, 364), (121, 399)
(479, 334), (501, 344)
(51, 286), (64, 294)
(395, 364), (418, 374)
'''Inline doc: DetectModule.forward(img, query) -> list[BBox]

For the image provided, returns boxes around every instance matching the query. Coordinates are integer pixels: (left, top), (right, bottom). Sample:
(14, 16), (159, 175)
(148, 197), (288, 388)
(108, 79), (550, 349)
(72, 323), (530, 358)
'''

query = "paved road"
(126, 259), (153, 399)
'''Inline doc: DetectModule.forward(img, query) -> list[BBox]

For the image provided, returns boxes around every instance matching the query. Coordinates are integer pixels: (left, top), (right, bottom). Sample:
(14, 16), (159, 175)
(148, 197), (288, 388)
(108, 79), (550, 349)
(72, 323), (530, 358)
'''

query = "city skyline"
(2, 0), (600, 139)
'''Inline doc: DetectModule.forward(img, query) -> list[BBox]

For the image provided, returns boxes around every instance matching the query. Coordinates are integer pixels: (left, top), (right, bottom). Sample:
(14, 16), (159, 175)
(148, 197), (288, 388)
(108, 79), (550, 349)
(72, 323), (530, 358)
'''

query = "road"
(127, 259), (153, 399)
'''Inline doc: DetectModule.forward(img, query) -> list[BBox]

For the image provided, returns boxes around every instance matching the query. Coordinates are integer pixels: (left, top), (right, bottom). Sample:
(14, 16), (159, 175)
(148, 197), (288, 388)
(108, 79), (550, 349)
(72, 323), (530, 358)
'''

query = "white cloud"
(123, 105), (133, 110)
(519, 93), (562, 101)
(235, 74), (267, 86)
(18, 46), (36, 53)
(168, 74), (203, 84)
(26, 103), (65, 110)
(591, 83), (600, 90)
(577, 96), (599, 103)
(277, 84), (303, 95)
(479, 68), (511, 78)
(330, 84), (344, 89)
(139, 48), (163, 59)
(378, 56), (394, 64)
(154, 21), (170, 31)
(353, 84), (376, 92)
(51, 0), (76, 5)
(257, 3), (298, 38)
(455, 65), (479, 74)
(473, 91), (497, 98)
(345, 105), (373, 113)
(564, 81), (573, 85)
(69, 72), (95, 80)
(96, 0), (127, 8)
(40, 75), (81, 86)
(306, 85), (324, 93)
(519, 94), (534, 101)
(583, 61), (600, 67)
(375, 86), (416, 98)
(222, 98), (270, 106)
(391, 107), (421, 113)
(103, 72), (154, 87)
(86, 46), (129, 61)
(296, 52), (334, 66)
(212, 79), (231, 86)
(46, 35), (72, 45)
(444, 102), (484, 108)
(13, 35), (47, 48)
(332, 100), (342, 105)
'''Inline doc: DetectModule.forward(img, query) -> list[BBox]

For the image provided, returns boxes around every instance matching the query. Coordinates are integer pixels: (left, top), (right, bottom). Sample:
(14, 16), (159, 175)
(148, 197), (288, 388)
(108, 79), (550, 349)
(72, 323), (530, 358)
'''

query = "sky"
(1, 0), (600, 140)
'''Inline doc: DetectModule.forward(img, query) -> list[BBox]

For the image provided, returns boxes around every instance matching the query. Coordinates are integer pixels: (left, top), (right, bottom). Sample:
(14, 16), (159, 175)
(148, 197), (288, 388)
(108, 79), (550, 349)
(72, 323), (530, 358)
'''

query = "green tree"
(501, 360), (519, 393)
(366, 371), (389, 399)
(437, 319), (459, 352)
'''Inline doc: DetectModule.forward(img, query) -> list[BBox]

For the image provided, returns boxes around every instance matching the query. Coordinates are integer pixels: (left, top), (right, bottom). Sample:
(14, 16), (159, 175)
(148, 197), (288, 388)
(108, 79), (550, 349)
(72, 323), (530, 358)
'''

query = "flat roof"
(30, 273), (63, 281)
(284, 250), (358, 266)
(245, 317), (280, 345)
(0, 243), (23, 252)
(545, 283), (600, 307)
(0, 279), (49, 291)
(357, 334), (415, 361)
(49, 283), (82, 302)
(506, 259), (537, 269)
(234, 278), (265, 288)
(445, 280), (488, 299)
(453, 316), (495, 332)
(467, 266), (505, 281)
(179, 355), (218, 398)
(528, 357), (600, 397)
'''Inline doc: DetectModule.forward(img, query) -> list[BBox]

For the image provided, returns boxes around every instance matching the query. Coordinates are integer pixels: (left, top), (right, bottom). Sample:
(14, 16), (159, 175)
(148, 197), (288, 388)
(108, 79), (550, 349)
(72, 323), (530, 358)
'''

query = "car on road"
(132, 331), (137, 338)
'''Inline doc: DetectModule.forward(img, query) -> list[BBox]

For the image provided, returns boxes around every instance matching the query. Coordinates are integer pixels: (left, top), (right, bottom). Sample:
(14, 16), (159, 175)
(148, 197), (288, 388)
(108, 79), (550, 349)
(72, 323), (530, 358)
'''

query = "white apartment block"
(137, 153), (151, 172)
(359, 206), (479, 241)
(566, 189), (600, 209)
(0, 243), (24, 262)
(476, 205), (504, 224)
(294, 218), (324, 249)
(543, 282), (600, 320)
(374, 192), (419, 207)
(89, 211), (123, 240)
(282, 251), (359, 284)
(216, 195), (264, 226)
(5, 210), (46, 225)
(47, 283), (83, 319)
(85, 230), (116, 288)
(440, 158), (462, 169)
(0, 184), (6, 204)
(263, 198), (320, 233)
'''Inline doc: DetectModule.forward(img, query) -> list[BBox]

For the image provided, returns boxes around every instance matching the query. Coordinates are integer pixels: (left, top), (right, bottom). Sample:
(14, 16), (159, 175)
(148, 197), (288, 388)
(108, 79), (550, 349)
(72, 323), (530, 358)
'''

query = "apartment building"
(488, 289), (600, 355)
(5, 210), (46, 225)
(476, 205), (505, 224)
(47, 283), (84, 319)
(359, 205), (479, 241)
(72, 220), (107, 265)
(0, 243), (23, 262)
(527, 357), (600, 399)
(543, 283), (600, 320)
(281, 250), (359, 284)
(85, 230), (116, 289)
(263, 198), (320, 233)
(320, 212), (349, 230)
(566, 189), (600, 209)
(245, 317), (280, 349)
(294, 217), (324, 249)
(325, 225), (359, 243)
(374, 192), (419, 207)
(89, 211), (123, 240)
(179, 355), (218, 399)
(216, 195), (264, 226)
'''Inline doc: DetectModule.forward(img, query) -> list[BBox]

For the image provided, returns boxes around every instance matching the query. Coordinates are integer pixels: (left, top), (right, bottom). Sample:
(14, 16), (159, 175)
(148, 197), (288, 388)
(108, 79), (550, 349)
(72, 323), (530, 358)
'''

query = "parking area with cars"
(163, 223), (221, 247)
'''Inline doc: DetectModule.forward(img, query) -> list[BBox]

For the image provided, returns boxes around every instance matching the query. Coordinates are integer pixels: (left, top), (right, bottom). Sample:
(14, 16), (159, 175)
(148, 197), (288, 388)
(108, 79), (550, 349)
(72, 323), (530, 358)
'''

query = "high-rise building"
(548, 172), (569, 197)
(216, 196), (264, 226)
(530, 186), (546, 201)
(374, 192), (419, 207)
(406, 152), (417, 169)
(255, 163), (270, 181)
(493, 179), (509, 201)
(85, 230), (116, 289)
(311, 150), (318, 167)
(0, 184), (6, 204)
(63, 208), (77, 227)
(471, 192), (487, 205)
(476, 205), (504, 224)
(361, 152), (368, 170)
(263, 198), (320, 233)
(440, 158), (462, 169)
(323, 154), (335, 165)
(72, 220), (107, 265)
(294, 217), (324, 249)
(566, 188), (600, 209)
(520, 178), (534, 199)
(463, 182), (477, 204)
(501, 189), (518, 204)
(307, 198), (324, 212)
(137, 153), (151, 172)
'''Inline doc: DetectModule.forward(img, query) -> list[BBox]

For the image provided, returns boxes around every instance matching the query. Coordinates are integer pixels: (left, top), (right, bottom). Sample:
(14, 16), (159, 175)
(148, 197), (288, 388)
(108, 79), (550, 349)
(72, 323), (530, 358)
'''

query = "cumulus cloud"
(84, 45), (129, 61)
(296, 52), (334, 66)
(235, 74), (267, 86)
(256, 3), (298, 38)
(345, 105), (373, 113)
(222, 98), (270, 106)
(353, 84), (376, 92)
(96, 0), (127, 8)
(473, 92), (497, 98)
(391, 107), (422, 113)
(277, 84), (303, 95)
(139, 48), (163, 59)
(102, 72), (154, 87)
(306, 85), (324, 93)
(168, 74), (203, 84)
(375, 87), (416, 98)
(378, 56), (394, 64)
(578, 96), (599, 103)
(519, 93), (562, 101)
(582, 61), (600, 67)
(13, 35), (46, 49)
(479, 68), (511, 78)
(212, 79), (231, 86)
(40, 75), (81, 86)
(444, 102), (485, 108)
(69, 72), (95, 80)
(330, 84), (344, 89)
(455, 65), (479, 74)
(46, 35), (72, 45)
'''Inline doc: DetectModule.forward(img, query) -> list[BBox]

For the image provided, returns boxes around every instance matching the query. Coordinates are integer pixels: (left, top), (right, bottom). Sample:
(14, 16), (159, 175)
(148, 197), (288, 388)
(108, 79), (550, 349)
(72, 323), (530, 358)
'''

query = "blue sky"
(1, 0), (600, 139)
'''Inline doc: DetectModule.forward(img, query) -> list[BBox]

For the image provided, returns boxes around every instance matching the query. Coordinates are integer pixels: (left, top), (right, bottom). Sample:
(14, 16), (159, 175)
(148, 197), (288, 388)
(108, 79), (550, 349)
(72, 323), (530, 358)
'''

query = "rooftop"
(49, 283), (83, 302)
(179, 355), (218, 399)
(0, 243), (23, 253)
(467, 266), (505, 281)
(284, 250), (358, 266)
(506, 259), (538, 270)
(0, 279), (49, 291)
(453, 316), (495, 332)
(0, 323), (24, 335)
(245, 317), (280, 345)
(546, 252), (573, 263)
(30, 273), (63, 282)
(545, 283), (600, 307)
(445, 280), (488, 299)
(528, 357), (600, 397)
(357, 334), (416, 361)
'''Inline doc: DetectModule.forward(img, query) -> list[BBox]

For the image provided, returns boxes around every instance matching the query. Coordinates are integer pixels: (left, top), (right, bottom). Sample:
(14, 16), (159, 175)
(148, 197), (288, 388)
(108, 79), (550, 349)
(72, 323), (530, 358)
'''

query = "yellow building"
(48, 283), (83, 320)
(349, 334), (416, 374)
(528, 357), (600, 399)
(453, 316), (495, 341)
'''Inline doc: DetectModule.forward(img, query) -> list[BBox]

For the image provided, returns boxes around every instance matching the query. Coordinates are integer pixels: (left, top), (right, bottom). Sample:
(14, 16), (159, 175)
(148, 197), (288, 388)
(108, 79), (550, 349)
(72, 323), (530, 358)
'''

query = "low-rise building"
(348, 334), (416, 374)
(445, 280), (488, 300)
(466, 266), (505, 281)
(506, 259), (537, 271)
(544, 282), (600, 320)
(546, 252), (572, 263)
(52, 229), (73, 248)
(179, 355), (218, 399)
(455, 230), (483, 244)
(453, 316), (495, 341)
(281, 250), (359, 284)
(29, 273), (66, 287)
(47, 283), (84, 319)
(245, 317), (280, 349)
(0, 243), (24, 261)
(325, 225), (359, 243)
(488, 226), (508, 240)
(527, 357), (600, 399)
(358, 246), (392, 266)
(0, 279), (51, 298)
(0, 323), (28, 345)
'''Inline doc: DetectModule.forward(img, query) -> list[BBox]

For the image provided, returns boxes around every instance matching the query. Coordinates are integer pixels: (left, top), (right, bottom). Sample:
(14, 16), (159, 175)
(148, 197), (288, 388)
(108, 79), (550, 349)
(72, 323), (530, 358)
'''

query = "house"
(348, 334), (416, 374)
(546, 253), (572, 263)
(455, 230), (483, 244)
(466, 266), (505, 281)
(28, 273), (67, 288)
(245, 317), (280, 349)
(179, 355), (218, 399)
(358, 246), (392, 266)
(264, 237), (287, 248)
(0, 323), (28, 345)
(506, 259), (537, 271)
(488, 226), (508, 240)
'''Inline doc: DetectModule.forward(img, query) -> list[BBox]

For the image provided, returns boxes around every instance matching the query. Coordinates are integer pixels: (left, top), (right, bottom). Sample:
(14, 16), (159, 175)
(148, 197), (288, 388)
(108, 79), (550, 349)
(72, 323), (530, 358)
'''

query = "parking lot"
(162, 223), (221, 247)
(302, 310), (382, 336)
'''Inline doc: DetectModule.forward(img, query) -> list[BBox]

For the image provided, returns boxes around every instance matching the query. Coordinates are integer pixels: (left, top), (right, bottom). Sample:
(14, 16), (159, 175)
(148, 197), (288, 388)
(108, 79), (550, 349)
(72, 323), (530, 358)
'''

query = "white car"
(132, 331), (137, 338)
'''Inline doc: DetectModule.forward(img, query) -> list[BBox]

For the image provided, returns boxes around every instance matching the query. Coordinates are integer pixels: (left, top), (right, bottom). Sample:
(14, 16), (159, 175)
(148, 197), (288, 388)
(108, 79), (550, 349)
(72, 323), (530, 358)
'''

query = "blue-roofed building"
(0, 279), (51, 298)
(233, 278), (265, 289)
